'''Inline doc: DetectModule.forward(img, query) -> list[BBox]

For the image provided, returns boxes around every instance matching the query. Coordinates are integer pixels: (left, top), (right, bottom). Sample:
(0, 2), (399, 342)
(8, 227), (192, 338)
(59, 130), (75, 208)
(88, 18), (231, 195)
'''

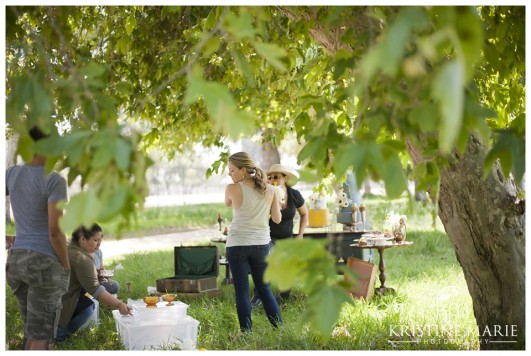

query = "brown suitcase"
(344, 257), (377, 301)
(156, 246), (219, 293)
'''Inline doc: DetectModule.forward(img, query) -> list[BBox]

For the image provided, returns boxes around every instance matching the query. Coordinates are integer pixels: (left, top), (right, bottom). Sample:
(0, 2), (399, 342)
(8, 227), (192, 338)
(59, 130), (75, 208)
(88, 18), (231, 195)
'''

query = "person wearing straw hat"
(250, 163), (308, 309)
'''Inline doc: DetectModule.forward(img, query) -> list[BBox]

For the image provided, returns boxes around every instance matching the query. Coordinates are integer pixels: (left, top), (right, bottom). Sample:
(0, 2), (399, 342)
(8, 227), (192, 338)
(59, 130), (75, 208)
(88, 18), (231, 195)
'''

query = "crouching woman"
(56, 224), (131, 341)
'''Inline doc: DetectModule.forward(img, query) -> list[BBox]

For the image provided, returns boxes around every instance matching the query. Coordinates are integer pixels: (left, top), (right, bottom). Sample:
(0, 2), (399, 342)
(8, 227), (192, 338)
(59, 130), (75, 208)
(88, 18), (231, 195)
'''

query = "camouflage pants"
(6, 249), (70, 342)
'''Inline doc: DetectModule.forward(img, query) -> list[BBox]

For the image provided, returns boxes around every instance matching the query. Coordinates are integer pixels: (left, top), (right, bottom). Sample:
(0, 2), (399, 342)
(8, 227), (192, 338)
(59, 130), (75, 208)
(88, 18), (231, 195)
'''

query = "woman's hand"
(117, 301), (133, 316)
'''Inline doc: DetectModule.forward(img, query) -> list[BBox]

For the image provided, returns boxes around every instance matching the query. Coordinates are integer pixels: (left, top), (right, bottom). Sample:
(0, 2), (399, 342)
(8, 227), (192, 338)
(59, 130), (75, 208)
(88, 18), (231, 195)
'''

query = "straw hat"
(267, 163), (299, 187)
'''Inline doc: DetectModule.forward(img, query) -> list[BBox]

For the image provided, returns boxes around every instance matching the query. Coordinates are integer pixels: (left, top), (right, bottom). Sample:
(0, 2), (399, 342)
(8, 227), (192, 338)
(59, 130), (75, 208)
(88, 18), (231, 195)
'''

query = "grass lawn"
(4, 197), (480, 350)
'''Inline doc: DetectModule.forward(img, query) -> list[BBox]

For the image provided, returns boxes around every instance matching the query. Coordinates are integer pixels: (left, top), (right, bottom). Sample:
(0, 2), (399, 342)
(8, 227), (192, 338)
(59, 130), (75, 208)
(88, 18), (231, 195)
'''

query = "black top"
(269, 187), (305, 240)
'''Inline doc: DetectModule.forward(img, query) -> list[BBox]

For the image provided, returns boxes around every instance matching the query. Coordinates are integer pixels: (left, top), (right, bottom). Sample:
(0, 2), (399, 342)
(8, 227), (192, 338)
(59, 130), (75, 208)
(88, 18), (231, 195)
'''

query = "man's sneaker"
(250, 295), (262, 310)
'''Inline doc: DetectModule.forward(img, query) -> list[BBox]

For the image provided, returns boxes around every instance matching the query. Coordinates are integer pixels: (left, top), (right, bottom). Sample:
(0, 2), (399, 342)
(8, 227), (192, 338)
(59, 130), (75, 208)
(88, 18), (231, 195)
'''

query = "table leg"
(220, 258), (233, 285)
(223, 264), (233, 285)
(375, 247), (395, 296)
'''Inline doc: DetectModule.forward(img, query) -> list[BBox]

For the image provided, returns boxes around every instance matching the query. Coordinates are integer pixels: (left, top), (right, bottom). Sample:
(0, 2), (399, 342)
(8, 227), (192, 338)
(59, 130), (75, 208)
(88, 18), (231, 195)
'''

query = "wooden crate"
(156, 276), (218, 293)
(344, 257), (377, 301)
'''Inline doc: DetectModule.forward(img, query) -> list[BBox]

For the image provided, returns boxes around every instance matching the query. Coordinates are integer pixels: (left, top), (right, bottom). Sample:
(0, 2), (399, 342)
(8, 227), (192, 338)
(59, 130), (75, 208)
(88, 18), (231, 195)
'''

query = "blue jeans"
(101, 279), (120, 295)
(55, 296), (95, 341)
(226, 244), (282, 332)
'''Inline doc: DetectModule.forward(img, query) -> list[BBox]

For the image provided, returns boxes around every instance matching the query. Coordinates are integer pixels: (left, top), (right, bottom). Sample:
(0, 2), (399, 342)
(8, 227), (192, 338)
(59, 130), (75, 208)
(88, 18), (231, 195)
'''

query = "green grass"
(5, 198), (480, 350)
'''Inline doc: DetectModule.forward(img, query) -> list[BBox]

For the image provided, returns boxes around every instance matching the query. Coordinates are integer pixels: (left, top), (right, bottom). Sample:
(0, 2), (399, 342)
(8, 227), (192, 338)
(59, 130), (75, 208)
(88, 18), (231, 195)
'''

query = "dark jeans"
(253, 239), (291, 300)
(101, 279), (120, 295)
(226, 244), (282, 332)
(55, 293), (95, 341)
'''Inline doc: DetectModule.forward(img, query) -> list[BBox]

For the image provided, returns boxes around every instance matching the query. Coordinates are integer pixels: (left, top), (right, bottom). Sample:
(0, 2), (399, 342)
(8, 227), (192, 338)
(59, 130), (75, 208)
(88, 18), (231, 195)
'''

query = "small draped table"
(210, 237), (232, 284)
(350, 240), (414, 295)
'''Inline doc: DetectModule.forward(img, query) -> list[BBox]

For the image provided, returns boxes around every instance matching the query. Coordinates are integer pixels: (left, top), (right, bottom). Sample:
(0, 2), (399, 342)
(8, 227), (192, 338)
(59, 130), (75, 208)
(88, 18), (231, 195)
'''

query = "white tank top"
(226, 182), (274, 247)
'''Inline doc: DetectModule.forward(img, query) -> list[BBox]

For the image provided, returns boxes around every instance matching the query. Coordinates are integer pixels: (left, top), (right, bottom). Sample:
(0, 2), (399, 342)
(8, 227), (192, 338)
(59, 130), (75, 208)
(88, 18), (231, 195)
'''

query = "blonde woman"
(224, 152), (282, 332)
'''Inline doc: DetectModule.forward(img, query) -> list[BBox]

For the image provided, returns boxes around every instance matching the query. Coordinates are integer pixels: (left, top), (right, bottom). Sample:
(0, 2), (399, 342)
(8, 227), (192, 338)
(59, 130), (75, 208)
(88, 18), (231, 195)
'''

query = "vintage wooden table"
(350, 241), (414, 295)
(209, 237), (232, 284)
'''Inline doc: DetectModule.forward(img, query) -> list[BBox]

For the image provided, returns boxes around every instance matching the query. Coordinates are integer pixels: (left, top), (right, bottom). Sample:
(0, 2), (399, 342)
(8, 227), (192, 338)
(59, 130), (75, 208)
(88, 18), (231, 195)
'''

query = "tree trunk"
(261, 138), (281, 170)
(5, 133), (19, 225)
(363, 179), (372, 196)
(407, 134), (525, 350)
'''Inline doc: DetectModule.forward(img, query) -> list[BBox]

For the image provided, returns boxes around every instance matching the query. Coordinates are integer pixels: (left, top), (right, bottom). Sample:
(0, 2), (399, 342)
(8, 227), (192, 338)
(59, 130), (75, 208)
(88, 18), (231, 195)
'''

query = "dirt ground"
(101, 228), (222, 262)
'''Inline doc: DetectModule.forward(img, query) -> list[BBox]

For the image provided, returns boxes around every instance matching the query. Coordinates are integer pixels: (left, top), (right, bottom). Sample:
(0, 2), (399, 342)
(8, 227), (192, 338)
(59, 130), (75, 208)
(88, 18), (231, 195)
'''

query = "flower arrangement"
(336, 188), (350, 208)
(272, 182), (285, 204)
(308, 192), (327, 210)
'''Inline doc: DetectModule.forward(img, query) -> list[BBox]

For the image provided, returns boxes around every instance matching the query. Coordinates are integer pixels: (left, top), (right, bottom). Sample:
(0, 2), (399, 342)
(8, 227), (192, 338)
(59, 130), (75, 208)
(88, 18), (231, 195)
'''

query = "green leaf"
(184, 72), (206, 105)
(202, 81), (235, 117)
(35, 131), (92, 160)
(116, 81), (134, 96)
(306, 284), (352, 335)
(333, 143), (358, 178)
(497, 148), (513, 179)
(92, 142), (115, 168)
(44, 156), (60, 176)
(61, 190), (102, 233)
(231, 49), (256, 88)
(224, 11), (257, 40)
(202, 36), (221, 57)
(125, 15), (137, 35)
(455, 7), (483, 81)
(205, 8), (219, 30)
(414, 162), (440, 193)
(359, 7), (428, 80)
(408, 103), (439, 132)
(115, 138), (132, 172)
(380, 7), (427, 76)
(99, 186), (129, 222)
(462, 96), (494, 141)
(432, 60), (465, 153)
(484, 131), (525, 183)
(186, 74), (252, 138)
(221, 110), (255, 140)
(29, 76), (52, 125)
(381, 153), (408, 198)
(7, 74), (32, 126)
(298, 138), (327, 164)
(116, 37), (130, 55)
(79, 62), (106, 78)
(265, 239), (329, 291)
(254, 42), (287, 72)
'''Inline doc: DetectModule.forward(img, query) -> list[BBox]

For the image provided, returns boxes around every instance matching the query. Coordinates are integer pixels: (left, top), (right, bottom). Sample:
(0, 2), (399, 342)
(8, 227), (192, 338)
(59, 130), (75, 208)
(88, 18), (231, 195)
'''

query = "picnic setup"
(5, 5), (524, 351)
(104, 187), (414, 351)
(97, 192), (413, 350)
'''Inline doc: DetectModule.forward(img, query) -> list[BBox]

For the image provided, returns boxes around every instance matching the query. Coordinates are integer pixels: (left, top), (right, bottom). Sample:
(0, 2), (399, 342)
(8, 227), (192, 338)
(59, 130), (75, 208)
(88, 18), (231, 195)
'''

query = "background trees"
(5, 6), (525, 349)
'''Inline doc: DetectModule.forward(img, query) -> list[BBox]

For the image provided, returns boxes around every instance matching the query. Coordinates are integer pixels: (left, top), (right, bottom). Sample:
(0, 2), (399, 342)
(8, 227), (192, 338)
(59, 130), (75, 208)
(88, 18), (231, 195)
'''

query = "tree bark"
(407, 134), (525, 349)
(261, 138), (281, 171)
